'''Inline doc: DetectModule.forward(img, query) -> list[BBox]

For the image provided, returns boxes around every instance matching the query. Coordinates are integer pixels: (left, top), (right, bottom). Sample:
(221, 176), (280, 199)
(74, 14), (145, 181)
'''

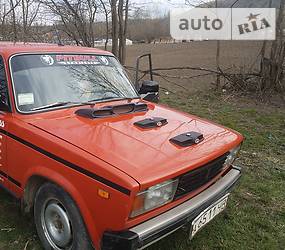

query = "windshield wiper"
(86, 96), (119, 103)
(30, 96), (140, 111)
(84, 96), (139, 104)
(31, 101), (79, 111)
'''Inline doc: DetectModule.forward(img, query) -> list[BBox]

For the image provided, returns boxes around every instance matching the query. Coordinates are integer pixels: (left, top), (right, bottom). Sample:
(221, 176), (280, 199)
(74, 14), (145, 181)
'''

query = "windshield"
(10, 54), (138, 113)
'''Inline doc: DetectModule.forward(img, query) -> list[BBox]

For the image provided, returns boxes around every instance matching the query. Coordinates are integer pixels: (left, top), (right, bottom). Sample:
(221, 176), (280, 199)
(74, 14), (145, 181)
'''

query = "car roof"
(0, 42), (113, 58)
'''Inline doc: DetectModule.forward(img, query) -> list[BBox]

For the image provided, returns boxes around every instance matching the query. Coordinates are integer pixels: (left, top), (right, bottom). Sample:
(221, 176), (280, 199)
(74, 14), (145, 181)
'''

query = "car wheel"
(34, 182), (94, 250)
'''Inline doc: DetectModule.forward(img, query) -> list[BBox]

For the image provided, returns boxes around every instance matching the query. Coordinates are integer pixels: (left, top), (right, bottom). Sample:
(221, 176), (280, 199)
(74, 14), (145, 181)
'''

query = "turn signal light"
(98, 189), (110, 199)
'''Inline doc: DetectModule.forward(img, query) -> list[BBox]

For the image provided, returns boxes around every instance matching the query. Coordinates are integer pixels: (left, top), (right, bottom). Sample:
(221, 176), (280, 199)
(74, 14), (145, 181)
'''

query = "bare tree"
(260, 0), (285, 99)
(110, 0), (118, 55)
(118, 0), (128, 64)
(41, 0), (98, 47)
(21, 0), (41, 42)
(110, 0), (129, 63)
(10, 0), (18, 41)
(98, 0), (110, 50)
(215, 0), (221, 88)
(0, 0), (21, 40)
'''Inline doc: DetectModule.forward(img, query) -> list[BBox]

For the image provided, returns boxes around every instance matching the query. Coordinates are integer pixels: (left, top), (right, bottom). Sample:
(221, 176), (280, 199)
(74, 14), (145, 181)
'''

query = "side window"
(0, 56), (10, 111)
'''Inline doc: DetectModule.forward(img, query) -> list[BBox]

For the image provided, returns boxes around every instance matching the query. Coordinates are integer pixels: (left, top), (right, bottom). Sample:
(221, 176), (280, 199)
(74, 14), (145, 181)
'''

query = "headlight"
(130, 179), (178, 218)
(224, 145), (241, 168)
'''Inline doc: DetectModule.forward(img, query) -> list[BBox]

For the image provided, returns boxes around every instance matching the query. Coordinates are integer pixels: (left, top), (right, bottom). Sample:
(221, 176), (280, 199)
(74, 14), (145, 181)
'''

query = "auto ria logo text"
(238, 13), (271, 35)
(170, 8), (276, 41)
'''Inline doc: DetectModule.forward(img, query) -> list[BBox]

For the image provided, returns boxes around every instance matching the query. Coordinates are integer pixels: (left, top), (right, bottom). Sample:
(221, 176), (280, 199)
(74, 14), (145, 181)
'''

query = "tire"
(34, 182), (94, 250)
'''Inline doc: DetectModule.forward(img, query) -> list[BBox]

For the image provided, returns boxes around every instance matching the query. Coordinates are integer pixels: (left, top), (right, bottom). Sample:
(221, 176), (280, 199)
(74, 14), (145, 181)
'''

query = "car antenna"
(53, 24), (64, 46)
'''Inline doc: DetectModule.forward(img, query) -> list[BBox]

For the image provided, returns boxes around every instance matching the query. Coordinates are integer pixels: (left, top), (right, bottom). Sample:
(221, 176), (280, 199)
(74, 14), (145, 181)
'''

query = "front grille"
(174, 153), (229, 200)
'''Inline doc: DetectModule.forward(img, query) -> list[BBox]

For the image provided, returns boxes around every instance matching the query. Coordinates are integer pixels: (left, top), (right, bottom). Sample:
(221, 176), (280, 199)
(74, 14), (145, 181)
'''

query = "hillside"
(200, 0), (281, 8)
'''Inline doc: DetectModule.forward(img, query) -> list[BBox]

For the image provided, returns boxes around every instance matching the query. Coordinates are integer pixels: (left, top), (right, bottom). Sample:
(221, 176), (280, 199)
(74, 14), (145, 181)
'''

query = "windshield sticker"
(55, 55), (101, 65)
(18, 93), (35, 106)
(40, 55), (54, 66)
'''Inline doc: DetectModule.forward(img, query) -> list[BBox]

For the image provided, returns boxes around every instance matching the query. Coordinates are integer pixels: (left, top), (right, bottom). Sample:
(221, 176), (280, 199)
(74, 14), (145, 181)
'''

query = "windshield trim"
(9, 52), (140, 115)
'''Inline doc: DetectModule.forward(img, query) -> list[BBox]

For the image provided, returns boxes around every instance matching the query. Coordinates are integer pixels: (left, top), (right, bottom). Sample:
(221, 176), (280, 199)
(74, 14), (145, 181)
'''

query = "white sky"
(132, 0), (213, 17)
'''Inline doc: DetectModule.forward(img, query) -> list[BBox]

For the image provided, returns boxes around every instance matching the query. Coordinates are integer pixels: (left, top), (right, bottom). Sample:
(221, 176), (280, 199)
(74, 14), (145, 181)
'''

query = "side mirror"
(138, 80), (159, 103)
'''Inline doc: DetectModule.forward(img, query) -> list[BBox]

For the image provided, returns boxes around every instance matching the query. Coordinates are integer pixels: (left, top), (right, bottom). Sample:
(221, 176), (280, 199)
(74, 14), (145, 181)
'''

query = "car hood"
(27, 102), (242, 185)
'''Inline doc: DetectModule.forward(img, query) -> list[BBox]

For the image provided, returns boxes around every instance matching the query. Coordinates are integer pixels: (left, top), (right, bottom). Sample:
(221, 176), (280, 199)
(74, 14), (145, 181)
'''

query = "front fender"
(23, 165), (100, 249)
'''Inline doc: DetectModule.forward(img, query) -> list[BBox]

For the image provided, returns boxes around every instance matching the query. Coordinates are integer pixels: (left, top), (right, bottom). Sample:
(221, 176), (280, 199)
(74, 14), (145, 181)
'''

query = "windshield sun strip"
(9, 53), (140, 114)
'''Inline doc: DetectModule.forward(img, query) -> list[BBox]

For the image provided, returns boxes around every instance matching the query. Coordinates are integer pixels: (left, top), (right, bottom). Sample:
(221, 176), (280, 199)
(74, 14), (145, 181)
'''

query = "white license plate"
(190, 194), (230, 239)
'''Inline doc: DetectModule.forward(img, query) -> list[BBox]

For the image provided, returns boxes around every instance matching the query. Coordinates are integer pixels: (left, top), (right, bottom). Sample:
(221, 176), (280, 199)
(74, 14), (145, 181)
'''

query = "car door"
(0, 55), (11, 189)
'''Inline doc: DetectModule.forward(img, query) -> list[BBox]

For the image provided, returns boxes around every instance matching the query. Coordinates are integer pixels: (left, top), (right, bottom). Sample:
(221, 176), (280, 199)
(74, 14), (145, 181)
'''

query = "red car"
(0, 42), (243, 250)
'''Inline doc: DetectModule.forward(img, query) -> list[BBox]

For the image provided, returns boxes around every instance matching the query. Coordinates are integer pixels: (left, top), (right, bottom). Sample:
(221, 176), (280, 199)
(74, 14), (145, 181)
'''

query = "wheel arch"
(22, 175), (47, 213)
(22, 166), (100, 248)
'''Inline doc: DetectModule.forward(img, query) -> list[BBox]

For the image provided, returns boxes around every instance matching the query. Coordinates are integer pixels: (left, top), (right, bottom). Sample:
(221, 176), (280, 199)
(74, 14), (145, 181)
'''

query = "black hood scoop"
(170, 132), (204, 147)
(134, 117), (168, 129)
(75, 102), (148, 119)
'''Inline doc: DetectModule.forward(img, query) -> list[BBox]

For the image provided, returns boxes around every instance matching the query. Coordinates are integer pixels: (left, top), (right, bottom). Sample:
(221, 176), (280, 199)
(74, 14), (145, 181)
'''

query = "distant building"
(94, 39), (133, 47)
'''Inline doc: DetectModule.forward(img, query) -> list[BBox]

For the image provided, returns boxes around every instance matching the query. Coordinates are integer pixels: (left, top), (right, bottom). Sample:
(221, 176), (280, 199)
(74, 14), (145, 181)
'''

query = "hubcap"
(41, 200), (73, 249)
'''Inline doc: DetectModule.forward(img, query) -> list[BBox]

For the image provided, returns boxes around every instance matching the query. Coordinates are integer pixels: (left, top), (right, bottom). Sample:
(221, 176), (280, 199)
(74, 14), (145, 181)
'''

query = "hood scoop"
(75, 102), (148, 119)
(170, 131), (204, 147)
(134, 117), (168, 129)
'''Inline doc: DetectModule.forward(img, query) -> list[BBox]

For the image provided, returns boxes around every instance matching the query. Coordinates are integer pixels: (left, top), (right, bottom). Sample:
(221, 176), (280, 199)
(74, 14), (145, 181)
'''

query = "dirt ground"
(124, 41), (263, 91)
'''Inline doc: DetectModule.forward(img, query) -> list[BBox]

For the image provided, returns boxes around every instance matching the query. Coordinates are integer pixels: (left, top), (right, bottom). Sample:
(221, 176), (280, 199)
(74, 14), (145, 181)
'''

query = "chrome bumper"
(102, 166), (242, 250)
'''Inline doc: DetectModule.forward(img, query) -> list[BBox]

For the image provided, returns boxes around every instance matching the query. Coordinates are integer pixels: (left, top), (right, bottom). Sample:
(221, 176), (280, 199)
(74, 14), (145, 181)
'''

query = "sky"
(132, 0), (212, 17)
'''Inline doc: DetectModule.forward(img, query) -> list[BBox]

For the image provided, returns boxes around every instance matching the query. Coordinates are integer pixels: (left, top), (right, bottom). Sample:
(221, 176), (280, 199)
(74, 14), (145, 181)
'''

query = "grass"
(0, 90), (285, 250)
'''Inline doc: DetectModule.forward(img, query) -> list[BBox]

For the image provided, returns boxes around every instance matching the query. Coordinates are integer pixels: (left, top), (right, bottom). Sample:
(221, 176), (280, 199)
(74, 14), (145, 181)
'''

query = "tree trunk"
(111, 0), (119, 56)
(215, 0), (221, 89)
(121, 0), (129, 64)
(10, 0), (17, 42)
(260, 0), (285, 97)
(260, 0), (272, 62)
(117, 0), (129, 64)
(99, 0), (109, 50)
(118, 0), (123, 62)
(22, 0), (27, 42)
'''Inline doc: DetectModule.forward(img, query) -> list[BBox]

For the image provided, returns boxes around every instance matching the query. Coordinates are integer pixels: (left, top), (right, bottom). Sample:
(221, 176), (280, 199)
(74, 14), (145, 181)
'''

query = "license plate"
(190, 194), (230, 239)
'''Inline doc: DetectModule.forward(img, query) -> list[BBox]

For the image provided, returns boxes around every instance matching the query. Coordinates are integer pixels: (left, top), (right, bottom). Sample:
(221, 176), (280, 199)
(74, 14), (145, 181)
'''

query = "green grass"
(0, 90), (284, 250)
(147, 91), (285, 250)
(0, 192), (41, 250)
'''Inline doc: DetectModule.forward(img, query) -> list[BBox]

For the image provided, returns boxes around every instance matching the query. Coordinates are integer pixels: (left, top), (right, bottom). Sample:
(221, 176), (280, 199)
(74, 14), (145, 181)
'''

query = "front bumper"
(102, 166), (242, 250)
